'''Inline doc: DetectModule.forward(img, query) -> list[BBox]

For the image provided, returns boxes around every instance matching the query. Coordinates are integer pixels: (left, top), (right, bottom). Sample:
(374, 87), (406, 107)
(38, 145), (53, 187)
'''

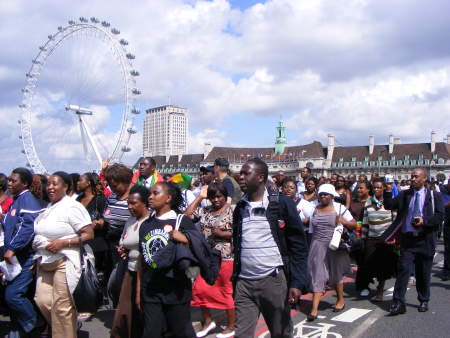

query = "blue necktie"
(412, 191), (421, 217)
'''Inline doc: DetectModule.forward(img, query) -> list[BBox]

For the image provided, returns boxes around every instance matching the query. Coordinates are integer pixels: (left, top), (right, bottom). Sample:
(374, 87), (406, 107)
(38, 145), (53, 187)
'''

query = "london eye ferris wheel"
(18, 16), (141, 174)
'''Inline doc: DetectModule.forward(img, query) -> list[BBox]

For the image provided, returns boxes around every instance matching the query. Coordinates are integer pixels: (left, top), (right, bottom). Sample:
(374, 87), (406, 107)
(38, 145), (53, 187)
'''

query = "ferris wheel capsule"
(130, 70), (140, 76)
(111, 28), (120, 35)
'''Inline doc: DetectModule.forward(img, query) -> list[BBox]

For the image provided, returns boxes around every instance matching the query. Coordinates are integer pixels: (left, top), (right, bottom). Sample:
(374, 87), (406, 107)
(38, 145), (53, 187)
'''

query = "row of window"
(331, 158), (446, 168)
(339, 154), (439, 163)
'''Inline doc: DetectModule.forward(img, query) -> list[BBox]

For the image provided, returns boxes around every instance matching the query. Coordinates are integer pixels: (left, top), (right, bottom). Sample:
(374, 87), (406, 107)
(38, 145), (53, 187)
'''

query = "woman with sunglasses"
(307, 184), (356, 321)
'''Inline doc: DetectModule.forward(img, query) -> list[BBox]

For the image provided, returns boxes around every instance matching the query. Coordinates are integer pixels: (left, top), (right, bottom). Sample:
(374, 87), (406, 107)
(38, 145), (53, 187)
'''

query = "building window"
(404, 155), (410, 160)
(351, 157), (356, 162)
(364, 156), (369, 161)
(433, 154), (438, 160)
(397, 160), (403, 166)
(390, 155), (396, 161)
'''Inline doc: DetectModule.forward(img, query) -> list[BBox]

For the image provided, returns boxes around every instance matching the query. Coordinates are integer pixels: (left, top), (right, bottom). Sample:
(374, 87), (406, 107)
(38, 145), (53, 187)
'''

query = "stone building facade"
(134, 132), (450, 182)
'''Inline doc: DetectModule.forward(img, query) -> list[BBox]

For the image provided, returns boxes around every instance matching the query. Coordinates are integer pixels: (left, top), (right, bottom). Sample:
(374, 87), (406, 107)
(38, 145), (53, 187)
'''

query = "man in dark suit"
(382, 168), (444, 315)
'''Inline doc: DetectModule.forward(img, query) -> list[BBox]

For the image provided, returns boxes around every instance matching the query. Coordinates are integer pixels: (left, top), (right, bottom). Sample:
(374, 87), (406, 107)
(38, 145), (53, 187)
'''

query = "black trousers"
(142, 302), (195, 338)
(443, 221), (450, 272)
(393, 245), (433, 305)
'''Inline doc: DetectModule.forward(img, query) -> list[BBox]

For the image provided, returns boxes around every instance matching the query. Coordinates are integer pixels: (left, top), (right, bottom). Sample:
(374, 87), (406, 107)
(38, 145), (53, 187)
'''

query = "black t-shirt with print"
(139, 215), (196, 304)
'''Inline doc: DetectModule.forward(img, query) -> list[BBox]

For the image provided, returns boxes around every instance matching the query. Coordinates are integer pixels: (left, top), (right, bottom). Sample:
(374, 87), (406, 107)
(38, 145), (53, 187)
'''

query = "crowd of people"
(0, 157), (449, 338)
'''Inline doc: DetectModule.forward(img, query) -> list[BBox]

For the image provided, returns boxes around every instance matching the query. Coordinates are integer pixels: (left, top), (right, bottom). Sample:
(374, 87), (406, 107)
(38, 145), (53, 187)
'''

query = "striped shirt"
(239, 190), (283, 280)
(363, 198), (395, 238)
(104, 193), (130, 241)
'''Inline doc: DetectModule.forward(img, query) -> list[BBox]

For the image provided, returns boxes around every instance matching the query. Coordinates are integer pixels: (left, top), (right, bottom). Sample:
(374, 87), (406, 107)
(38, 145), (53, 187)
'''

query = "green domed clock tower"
(275, 119), (287, 155)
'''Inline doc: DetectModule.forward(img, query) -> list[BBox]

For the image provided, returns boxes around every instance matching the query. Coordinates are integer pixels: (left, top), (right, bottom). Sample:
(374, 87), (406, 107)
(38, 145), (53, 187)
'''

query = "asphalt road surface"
(1, 241), (449, 337)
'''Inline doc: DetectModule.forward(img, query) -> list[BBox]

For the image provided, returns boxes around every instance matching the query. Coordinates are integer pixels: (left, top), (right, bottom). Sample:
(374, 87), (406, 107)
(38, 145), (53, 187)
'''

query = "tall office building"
(143, 105), (188, 157)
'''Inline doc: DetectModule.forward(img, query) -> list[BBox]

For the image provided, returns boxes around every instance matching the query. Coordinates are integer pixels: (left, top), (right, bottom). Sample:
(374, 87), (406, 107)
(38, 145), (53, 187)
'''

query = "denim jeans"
(4, 265), (37, 333)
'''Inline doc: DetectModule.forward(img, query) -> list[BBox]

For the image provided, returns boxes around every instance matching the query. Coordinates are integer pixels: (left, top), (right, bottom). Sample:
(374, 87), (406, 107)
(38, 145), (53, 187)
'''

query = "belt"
(404, 232), (425, 238)
(269, 266), (284, 277)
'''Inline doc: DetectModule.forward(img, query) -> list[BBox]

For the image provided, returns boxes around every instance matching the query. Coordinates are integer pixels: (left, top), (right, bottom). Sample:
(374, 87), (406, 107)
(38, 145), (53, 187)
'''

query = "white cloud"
(1, 0), (450, 173)
(189, 128), (227, 154)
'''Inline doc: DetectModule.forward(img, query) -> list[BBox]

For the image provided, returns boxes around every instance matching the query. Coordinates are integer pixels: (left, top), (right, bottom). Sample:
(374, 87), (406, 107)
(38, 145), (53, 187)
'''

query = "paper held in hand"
(0, 255), (23, 281)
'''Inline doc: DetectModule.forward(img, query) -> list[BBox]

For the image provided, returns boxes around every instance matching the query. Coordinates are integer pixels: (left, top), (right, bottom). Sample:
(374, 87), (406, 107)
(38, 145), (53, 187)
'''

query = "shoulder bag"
(73, 240), (102, 313)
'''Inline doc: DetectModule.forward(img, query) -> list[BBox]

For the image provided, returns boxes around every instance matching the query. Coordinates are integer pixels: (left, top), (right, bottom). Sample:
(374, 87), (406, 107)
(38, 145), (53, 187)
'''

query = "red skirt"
(191, 260), (234, 310)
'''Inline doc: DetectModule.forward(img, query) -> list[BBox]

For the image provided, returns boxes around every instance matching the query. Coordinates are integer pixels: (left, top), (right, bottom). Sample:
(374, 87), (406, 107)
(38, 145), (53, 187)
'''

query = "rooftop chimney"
(431, 131), (437, 153)
(204, 142), (213, 158)
(388, 134), (394, 154)
(447, 134), (450, 145)
(327, 134), (335, 160)
(369, 135), (375, 155)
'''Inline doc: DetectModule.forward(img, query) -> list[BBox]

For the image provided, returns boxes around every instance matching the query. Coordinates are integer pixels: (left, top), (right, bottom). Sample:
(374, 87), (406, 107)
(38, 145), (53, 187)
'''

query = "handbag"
(328, 203), (345, 251)
(73, 240), (102, 313)
(331, 203), (362, 252)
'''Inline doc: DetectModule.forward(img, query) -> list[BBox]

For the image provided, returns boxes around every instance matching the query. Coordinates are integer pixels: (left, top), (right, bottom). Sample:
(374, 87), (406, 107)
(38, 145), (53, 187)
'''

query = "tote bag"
(73, 242), (102, 313)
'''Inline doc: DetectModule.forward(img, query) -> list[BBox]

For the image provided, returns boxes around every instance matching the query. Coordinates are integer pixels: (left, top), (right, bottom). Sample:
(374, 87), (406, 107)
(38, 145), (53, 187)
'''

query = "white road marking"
(348, 308), (385, 338)
(331, 308), (372, 323)
(318, 315), (326, 319)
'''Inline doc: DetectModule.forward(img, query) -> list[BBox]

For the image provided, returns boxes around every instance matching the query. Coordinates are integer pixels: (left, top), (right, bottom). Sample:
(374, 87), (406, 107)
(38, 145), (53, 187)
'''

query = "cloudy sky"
(1, 0), (450, 173)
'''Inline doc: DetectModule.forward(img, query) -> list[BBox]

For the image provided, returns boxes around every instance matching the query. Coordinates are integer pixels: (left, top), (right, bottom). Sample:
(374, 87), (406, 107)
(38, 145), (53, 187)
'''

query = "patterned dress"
(191, 205), (234, 309)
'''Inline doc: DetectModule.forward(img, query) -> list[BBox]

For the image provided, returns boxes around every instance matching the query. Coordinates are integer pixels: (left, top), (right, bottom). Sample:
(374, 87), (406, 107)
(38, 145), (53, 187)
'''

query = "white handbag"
(329, 224), (344, 251)
(328, 203), (343, 251)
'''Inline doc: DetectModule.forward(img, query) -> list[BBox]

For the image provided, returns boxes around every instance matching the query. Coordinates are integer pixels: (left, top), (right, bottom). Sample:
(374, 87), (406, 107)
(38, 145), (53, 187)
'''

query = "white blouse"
(33, 195), (91, 293)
